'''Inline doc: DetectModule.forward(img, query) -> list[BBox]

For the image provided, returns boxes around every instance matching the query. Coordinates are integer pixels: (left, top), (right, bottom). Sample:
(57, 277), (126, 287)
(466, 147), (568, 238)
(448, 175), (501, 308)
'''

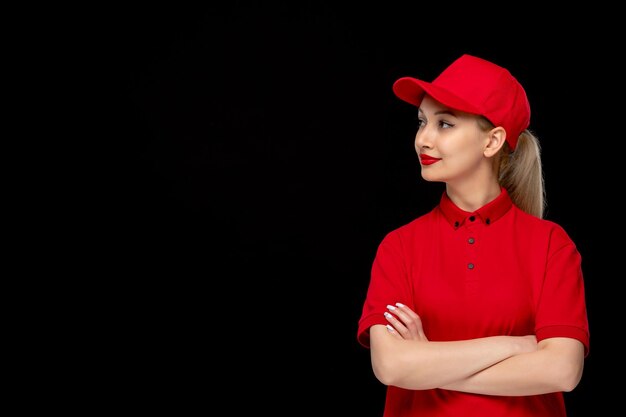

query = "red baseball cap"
(392, 54), (530, 150)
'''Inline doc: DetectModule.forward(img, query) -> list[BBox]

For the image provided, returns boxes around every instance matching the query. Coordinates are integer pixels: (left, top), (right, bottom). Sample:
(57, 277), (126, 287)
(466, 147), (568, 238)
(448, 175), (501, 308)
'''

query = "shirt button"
(469, 216), (475, 222)
(454, 221), (459, 228)
(468, 237), (475, 244)
(468, 263), (475, 269)
(485, 218), (491, 225)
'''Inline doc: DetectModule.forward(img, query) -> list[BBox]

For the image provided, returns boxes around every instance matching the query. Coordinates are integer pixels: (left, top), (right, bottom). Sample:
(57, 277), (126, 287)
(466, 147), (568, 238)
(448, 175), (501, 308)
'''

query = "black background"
(108, 3), (618, 415)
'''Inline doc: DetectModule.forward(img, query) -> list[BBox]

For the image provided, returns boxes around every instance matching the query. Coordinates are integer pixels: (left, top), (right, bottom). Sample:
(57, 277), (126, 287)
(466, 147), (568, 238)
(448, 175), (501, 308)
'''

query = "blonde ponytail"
(497, 130), (545, 218)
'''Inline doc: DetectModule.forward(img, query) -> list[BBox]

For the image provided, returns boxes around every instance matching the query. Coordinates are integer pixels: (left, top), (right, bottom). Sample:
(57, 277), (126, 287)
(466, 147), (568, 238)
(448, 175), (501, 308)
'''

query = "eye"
(416, 118), (426, 130)
(439, 120), (454, 129)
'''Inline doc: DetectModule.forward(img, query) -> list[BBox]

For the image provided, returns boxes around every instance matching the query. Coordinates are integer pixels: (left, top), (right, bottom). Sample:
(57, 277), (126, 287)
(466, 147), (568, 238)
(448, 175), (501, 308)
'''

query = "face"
(415, 95), (492, 185)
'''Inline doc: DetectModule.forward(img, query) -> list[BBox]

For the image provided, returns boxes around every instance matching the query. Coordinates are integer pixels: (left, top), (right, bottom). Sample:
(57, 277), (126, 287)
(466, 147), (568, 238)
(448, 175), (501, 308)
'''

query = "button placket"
(465, 215), (478, 269)
(464, 216), (480, 295)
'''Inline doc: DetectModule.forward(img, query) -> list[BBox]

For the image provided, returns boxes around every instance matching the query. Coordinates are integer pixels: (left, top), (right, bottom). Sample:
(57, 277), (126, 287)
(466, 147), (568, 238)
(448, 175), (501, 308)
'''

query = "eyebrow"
(418, 108), (458, 117)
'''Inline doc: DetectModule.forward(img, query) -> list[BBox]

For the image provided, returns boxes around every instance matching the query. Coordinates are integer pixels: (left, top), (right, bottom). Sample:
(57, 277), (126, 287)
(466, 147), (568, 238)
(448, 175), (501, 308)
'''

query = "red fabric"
(357, 187), (589, 416)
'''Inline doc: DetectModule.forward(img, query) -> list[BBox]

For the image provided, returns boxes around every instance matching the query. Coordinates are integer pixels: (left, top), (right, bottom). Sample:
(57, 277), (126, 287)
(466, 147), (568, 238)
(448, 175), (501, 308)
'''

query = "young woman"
(357, 54), (589, 416)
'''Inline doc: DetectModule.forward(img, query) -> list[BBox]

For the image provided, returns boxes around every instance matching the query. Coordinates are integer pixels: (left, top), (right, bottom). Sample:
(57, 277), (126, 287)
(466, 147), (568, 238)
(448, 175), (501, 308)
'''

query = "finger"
(385, 311), (416, 340)
(392, 303), (427, 340)
(384, 315), (408, 340)
(385, 324), (402, 339)
(384, 311), (406, 331)
(395, 303), (421, 321)
(388, 303), (418, 330)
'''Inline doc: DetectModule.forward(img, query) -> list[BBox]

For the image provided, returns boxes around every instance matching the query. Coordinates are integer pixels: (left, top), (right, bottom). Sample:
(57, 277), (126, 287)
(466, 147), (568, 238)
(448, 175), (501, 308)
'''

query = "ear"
(484, 127), (506, 158)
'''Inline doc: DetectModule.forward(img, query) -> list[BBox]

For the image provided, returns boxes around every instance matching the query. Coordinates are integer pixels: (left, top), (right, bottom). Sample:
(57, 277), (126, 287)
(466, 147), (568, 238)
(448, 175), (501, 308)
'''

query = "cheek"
(440, 145), (484, 171)
(439, 135), (483, 158)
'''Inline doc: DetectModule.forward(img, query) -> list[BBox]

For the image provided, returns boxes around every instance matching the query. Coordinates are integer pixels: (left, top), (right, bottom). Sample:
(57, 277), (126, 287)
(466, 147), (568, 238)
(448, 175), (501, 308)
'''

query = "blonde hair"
(478, 118), (545, 218)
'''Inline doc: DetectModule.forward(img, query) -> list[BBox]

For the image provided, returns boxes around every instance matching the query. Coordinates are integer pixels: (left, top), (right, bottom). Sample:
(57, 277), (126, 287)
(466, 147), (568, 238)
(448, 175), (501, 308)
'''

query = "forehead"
(419, 95), (451, 113)
(419, 95), (476, 121)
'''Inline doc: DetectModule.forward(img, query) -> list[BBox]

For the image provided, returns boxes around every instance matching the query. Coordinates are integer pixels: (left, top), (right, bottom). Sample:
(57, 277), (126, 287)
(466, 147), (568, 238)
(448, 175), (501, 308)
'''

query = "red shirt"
(357, 187), (589, 417)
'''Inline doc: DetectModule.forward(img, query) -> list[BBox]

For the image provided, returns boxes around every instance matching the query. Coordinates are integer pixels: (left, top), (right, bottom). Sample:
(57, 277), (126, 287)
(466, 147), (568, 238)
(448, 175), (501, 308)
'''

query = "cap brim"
(392, 77), (482, 115)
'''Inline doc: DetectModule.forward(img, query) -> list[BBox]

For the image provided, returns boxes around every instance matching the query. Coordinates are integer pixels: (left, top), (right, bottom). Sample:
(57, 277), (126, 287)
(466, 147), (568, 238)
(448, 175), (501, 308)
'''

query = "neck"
(446, 180), (502, 212)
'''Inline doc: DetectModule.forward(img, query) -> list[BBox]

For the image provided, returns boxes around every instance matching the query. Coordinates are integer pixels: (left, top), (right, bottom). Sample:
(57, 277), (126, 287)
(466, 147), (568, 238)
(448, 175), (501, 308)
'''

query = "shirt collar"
(438, 187), (513, 229)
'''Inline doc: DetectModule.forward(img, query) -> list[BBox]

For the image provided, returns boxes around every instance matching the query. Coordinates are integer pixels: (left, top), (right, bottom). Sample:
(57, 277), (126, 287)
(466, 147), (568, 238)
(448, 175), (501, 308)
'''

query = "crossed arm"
(369, 304), (585, 396)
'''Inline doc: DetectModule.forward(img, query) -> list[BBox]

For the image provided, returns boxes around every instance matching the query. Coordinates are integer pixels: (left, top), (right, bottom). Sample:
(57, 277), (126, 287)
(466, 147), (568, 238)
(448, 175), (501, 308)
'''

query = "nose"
(414, 126), (432, 153)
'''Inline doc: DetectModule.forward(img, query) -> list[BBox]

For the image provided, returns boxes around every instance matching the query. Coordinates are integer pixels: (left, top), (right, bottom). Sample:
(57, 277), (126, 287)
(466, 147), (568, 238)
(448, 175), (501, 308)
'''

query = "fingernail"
(384, 312), (392, 318)
(386, 304), (396, 311)
(396, 302), (405, 308)
(386, 324), (394, 332)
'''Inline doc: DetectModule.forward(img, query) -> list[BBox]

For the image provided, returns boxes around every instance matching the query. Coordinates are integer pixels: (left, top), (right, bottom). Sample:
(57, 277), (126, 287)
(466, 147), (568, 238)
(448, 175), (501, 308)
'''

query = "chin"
(420, 171), (440, 182)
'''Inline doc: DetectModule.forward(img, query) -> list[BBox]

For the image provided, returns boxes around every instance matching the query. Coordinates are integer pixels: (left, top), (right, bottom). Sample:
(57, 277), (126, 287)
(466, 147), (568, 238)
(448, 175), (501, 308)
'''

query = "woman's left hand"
(384, 303), (429, 341)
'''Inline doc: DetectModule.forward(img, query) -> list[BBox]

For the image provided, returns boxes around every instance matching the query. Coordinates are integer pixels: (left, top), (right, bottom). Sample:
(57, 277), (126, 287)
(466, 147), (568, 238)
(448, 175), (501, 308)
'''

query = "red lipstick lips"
(420, 154), (441, 165)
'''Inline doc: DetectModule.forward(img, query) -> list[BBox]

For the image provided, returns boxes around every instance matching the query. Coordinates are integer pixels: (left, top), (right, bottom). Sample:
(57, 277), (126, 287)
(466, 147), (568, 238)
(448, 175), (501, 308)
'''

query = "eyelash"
(417, 119), (454, 129)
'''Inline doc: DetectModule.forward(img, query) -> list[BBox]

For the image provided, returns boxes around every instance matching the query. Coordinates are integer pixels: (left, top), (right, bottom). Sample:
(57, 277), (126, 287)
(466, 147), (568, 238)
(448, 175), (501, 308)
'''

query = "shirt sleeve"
(534, 225), (590, 356)
(357, 231), (414, 348)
